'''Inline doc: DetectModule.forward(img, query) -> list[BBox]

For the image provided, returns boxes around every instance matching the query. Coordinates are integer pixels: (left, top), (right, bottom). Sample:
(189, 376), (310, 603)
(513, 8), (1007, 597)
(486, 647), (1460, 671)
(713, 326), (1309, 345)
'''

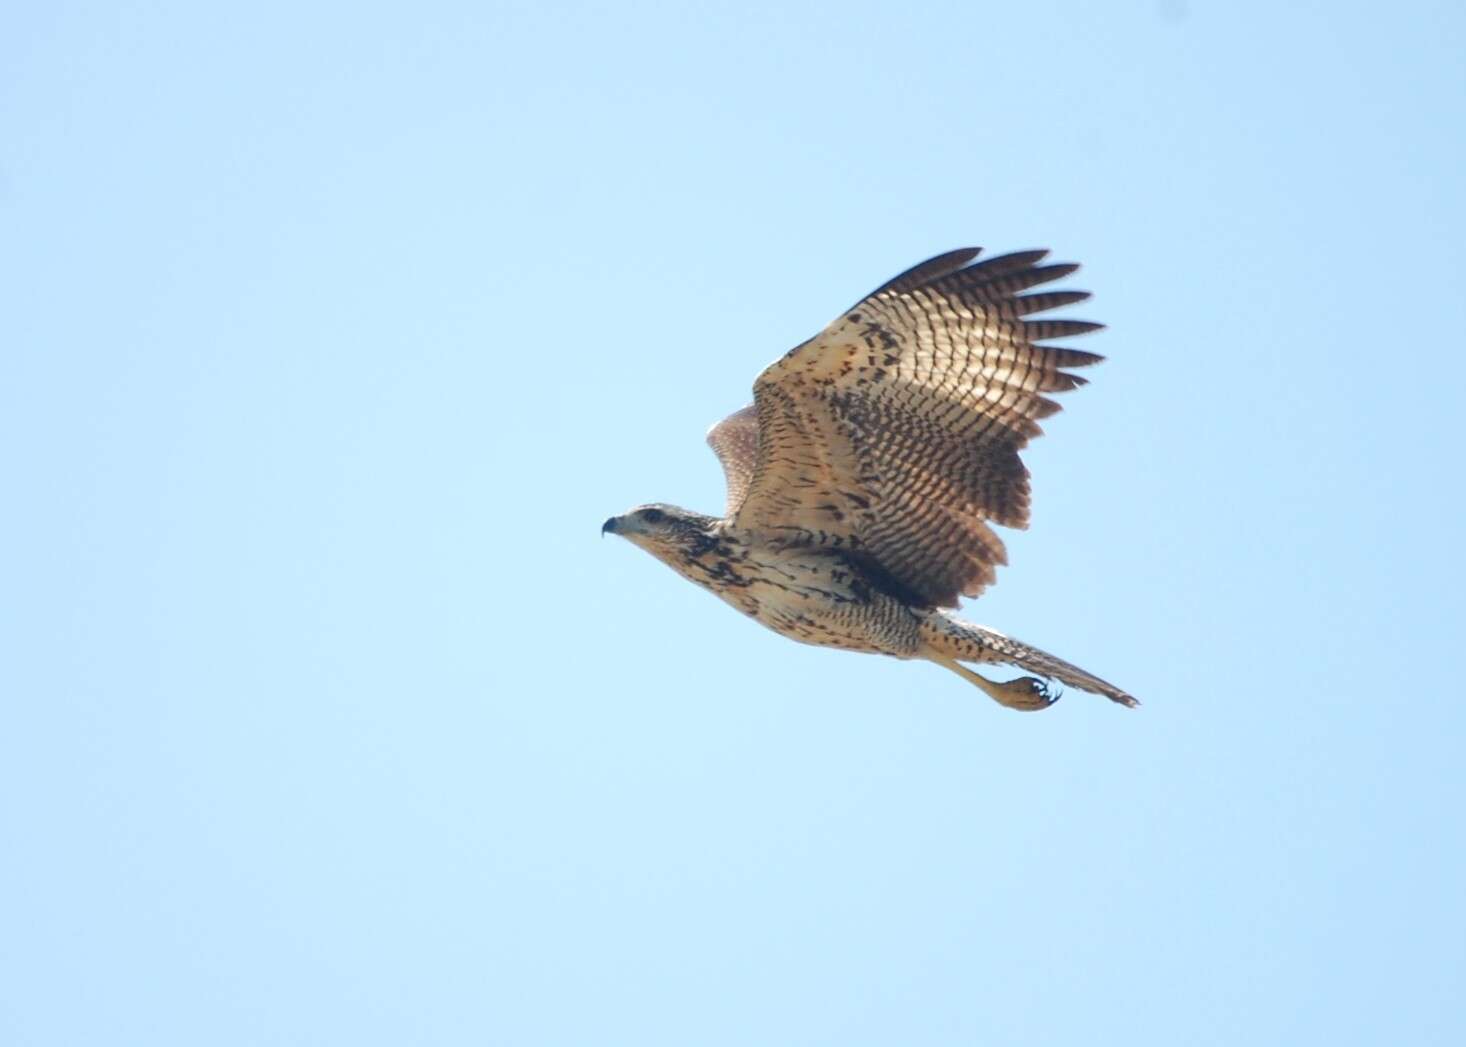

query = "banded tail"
(919, 611), (1139, 710)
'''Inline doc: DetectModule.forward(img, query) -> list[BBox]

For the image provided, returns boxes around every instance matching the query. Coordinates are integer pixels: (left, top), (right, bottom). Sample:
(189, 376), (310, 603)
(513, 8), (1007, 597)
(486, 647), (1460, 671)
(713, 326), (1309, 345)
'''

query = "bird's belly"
(707, 559), (922, 658)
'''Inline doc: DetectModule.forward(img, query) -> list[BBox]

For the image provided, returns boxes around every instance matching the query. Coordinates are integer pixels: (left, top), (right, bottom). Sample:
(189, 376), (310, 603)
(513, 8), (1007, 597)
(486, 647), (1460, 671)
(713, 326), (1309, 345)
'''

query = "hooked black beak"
(601, 516), (620, 537)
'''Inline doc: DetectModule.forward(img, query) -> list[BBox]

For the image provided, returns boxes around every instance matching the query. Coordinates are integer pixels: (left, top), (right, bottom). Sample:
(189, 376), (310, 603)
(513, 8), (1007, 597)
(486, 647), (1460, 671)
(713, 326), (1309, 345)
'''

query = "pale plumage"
(605, 247), (1136, 711)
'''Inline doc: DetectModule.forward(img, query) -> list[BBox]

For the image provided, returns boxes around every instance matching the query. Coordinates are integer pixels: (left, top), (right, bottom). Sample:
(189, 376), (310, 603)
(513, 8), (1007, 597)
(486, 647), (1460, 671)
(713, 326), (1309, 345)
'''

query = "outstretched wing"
(729, 247), (1103, 608)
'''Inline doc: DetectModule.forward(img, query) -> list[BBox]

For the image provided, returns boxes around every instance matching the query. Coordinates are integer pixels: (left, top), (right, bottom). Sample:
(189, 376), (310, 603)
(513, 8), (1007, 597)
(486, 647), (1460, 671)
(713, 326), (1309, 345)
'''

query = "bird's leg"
(930, 656), (1059, 712)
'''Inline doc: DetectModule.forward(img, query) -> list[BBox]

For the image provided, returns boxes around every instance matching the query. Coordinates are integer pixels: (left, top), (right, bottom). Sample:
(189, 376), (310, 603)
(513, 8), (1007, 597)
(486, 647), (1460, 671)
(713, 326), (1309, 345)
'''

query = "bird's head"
(602, 503), (719, 564)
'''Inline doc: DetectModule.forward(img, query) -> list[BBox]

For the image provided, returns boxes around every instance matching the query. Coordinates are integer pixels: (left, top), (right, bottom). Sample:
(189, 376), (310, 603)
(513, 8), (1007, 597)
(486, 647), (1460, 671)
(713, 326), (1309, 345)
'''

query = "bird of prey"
(603, 247), (1136, 711)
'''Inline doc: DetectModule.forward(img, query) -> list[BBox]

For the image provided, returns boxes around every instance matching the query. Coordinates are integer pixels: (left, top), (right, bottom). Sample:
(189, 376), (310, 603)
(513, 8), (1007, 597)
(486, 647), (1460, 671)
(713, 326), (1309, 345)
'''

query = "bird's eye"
(641, 508), (665, 524)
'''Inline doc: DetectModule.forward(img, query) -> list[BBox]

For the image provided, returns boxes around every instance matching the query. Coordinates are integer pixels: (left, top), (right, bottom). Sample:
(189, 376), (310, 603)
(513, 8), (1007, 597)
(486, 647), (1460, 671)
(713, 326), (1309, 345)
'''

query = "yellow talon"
(931, 657), (1058, 712)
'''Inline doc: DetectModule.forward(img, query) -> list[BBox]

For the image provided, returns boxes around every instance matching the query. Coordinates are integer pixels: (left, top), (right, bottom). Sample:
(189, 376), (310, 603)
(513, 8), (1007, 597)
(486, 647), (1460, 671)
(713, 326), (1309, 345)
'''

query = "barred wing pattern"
(727, 248), (1103, 608)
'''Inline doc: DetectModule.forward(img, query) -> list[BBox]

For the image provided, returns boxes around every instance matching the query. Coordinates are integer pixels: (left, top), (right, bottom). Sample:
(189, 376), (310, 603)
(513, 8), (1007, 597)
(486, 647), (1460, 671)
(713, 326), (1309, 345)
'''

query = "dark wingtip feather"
(1023, 319), (1105, 339)
(871, 248), (982, 297)
(1038, 346), (1106, 368)
(1024, 262), (1080, 283)
(1010, 290), (1091, 317)
(965, 249), (1050, 279)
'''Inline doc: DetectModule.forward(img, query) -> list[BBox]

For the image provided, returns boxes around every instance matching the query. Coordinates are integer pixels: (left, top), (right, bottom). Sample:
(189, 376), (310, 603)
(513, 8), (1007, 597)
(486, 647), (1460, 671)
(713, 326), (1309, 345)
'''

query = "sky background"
(3, 2), (1464, 1044)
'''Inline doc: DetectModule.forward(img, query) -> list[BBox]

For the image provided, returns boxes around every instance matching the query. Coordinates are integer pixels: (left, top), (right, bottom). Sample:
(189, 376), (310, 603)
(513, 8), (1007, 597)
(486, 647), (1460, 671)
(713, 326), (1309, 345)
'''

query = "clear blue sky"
(4, 2), (1464, 1044)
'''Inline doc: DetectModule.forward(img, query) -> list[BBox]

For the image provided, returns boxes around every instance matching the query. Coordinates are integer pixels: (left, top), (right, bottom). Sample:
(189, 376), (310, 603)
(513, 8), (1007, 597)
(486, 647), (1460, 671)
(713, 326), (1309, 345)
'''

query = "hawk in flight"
(604, 247), (1136, 711)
